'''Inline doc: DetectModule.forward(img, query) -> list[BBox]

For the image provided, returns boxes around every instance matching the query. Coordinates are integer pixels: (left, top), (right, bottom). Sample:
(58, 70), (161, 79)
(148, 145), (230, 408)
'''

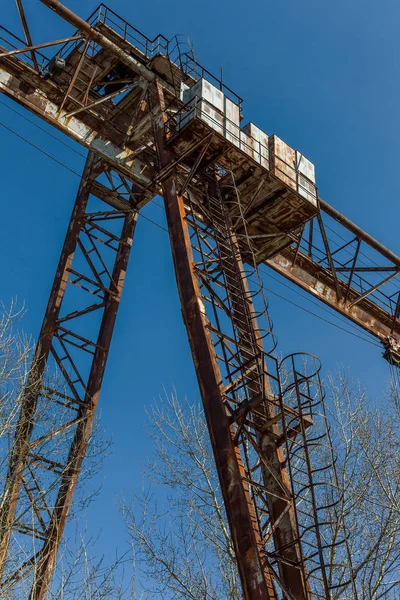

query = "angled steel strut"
(0, 153), (141, 599)
(0, 1), (398, 598)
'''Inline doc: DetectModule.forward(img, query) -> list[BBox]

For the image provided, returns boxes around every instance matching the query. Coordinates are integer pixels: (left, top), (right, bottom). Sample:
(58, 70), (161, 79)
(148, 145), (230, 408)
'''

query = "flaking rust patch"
(0, 68), (12, 87)
(198, 297), (206, 316)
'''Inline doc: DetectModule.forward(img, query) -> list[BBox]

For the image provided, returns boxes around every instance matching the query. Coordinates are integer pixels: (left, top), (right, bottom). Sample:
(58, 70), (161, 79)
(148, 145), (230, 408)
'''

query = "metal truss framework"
(0, 1), (398, 355)
(265, 200), (400, 364)
(0, 152), (141, 599)
(0, 1), (397, 599)
(153, 82), (357, 599)
(152, 81), (304, 598)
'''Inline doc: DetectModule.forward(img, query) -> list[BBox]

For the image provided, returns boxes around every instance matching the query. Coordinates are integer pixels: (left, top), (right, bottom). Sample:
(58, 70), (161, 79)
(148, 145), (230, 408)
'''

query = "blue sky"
(1, 0), (399, 585)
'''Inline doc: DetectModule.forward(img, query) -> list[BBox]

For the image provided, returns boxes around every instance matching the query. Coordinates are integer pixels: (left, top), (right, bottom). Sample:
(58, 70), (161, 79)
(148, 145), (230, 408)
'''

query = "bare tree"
(0, 301), (33, 472)
(3, 301), (400, 599)
(122, 372), (400, 600)
(49, 530), (136, 600)
(120, 392), (240, 600)
(0, 302), (133, 600)
(327, 370), (400, 599)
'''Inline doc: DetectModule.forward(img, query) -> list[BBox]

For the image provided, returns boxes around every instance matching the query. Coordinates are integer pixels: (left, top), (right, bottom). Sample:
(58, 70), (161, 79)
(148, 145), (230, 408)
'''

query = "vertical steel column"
(0, 153), (139, 599)
(0, 153), (101, 574)
(164, 180), (276, 600)
(206, 177), (308, 598)
(31, 208), (138, 600)
(150, 82), (277, 600)
(151, 81), (310, 599)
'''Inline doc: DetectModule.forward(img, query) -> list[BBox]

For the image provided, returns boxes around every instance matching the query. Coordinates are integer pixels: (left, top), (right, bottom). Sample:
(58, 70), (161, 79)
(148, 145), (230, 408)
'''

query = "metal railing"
(53, 4), (242, 105)
(164, 96), (400, 327)
(165, 95), (317, 200)
(55, 4), (168, 63)
(0, 26), (48, 70)
(0, 3), (243, 107)
(279, 353), (358, 599)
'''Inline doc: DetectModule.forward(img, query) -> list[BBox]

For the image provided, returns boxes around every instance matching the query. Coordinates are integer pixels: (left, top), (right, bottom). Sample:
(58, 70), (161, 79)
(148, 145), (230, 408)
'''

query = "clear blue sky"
(1, 0), (399, 582)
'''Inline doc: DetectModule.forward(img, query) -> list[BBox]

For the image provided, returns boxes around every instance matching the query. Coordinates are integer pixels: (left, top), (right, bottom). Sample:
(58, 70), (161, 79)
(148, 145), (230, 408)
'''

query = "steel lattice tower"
(0, 2), (399, 598)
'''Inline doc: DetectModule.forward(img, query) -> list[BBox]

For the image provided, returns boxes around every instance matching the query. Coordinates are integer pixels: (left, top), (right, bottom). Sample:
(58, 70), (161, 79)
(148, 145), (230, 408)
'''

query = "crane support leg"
(161, 176), (277, 600)
(151, 81), (309, 600)
(0, 152), (139, 599)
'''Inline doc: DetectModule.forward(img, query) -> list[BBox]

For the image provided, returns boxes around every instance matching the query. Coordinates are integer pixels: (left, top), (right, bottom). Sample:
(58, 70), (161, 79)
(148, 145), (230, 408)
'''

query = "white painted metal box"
(296, 151), (317, 204)
(182, 78), (224, 112)
(224, 97), (240, 147)
(242, 123), (269, 169)
(269, 135), (297, 189)
(178, 78), (225, 135)
(177, 97), (224, 135)
(269, 135), (317, 205)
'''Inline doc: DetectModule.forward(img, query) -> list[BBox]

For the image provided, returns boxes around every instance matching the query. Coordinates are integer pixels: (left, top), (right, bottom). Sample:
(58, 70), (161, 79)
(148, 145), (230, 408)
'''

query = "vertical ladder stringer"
(0, 152), (141, 600)
(186, 179), (310, 599)
(205, 178), (309, 597)
(150, 80), (310, 600)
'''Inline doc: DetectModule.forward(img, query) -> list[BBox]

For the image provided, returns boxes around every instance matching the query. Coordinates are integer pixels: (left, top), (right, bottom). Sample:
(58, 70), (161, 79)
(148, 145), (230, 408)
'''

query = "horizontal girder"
(0, 2), (398, 598)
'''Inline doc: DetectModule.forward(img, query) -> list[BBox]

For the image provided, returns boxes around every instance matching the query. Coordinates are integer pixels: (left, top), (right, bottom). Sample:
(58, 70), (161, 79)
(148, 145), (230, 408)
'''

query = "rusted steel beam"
(63, 82), (141, 119)
(320, 198), (400, 267)
(179, 134), (213, 195)
(154, 134), (214, 183)
(40, 0), (156, 83)
(347, 270), (400, 309)
(150, 81), (277, 600)
(0, 153), (101, 577)
(344, 239), (361, 304)
(15, 0), (39, 71)
(57, 38), (90, 116)
(266, 247), (400, 343)
(0, 34), (83, 58)
(0, 155), (140, 599)
(164, 177), (276, 600)
(391, 293), (400, 335)
(30, 207), (138, 600)
(336, 266), (398, 272)
(207, 179), (308, 599)
(0, 62), (154, 187)
(316, 213), (342, 301)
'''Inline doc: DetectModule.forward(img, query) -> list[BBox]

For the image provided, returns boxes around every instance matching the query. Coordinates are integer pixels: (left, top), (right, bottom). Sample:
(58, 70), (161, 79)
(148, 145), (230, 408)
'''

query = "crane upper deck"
(1, 3), (320, 261)
(0, 1), (398, 354)
(0, 2), (399, 600)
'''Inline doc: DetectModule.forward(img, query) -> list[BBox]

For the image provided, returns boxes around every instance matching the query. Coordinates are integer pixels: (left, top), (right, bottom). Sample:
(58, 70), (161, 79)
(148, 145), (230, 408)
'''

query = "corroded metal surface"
(266, 213), (400, 353)
(151, 81), (278, 599)
(0, 154), (140, 599)
(165, 109), (319, 259)
(0, 2), (398, 599)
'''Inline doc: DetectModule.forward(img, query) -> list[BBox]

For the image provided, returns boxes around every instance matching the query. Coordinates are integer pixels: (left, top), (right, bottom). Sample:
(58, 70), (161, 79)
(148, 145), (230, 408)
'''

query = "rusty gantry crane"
(0, 1), (399, 599)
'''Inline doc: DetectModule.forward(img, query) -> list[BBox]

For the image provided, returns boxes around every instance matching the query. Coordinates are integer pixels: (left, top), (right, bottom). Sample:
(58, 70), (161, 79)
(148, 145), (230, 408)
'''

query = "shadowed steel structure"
(0, 1), (398, 598)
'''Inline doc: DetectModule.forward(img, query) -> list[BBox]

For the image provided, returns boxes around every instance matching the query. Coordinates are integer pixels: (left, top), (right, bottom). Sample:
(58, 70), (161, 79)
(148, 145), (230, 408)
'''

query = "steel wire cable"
(3, 95), (397, 299)
(0, 98), (87, 159)
(150, 197), (381, 344)
(0, 117), (169, 233)
(0, 113), (384, 349)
